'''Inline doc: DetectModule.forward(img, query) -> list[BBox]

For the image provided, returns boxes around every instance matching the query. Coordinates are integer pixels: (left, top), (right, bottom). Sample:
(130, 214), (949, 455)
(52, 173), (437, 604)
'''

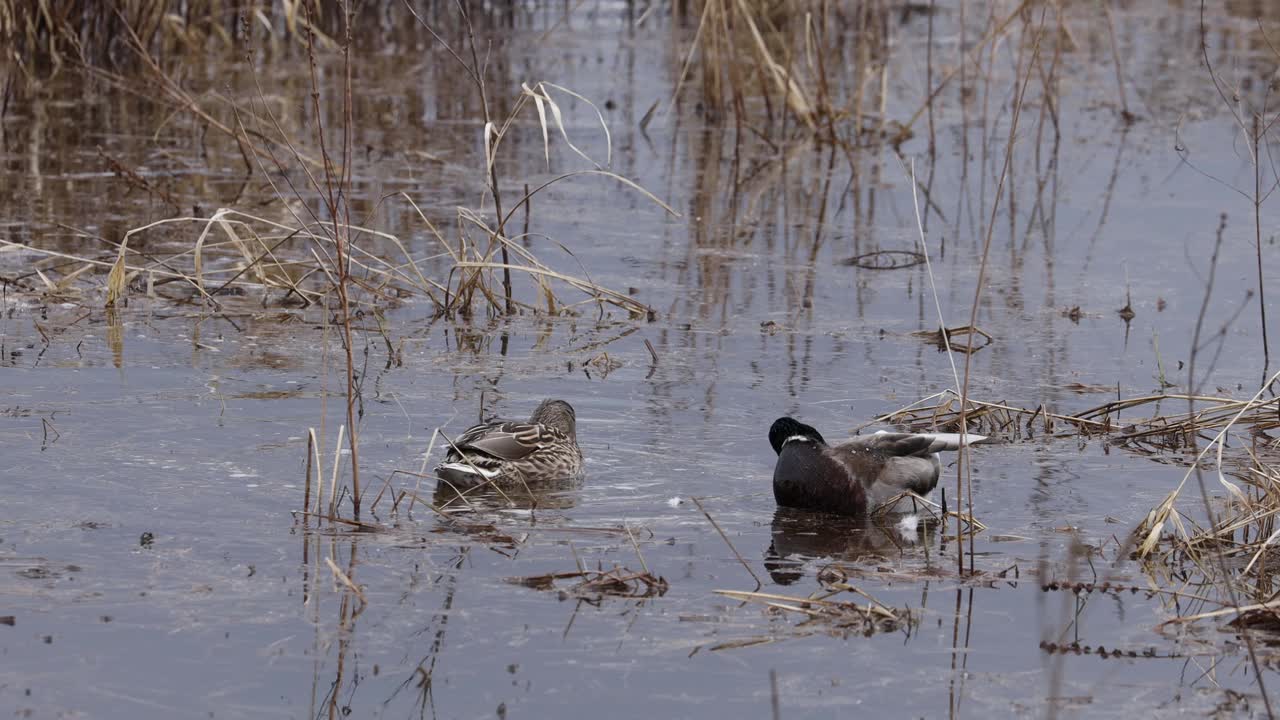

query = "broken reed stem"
(826, 582), (896, 615)
(336, 238), (362, 522)
(625, 522), (650, 577)
(304, 429), (315, 523)
(325, 555), (368, 607)
(310, 427), (324, 517)
(368, 473), (395, 513)
(330, 424), (345, 518)
(292, 510), (384, 531)
(408, 428), (444, 515)
(644, 338), (659, 364)
(568, 540), (587, 574)
(691, 496), (762, 589)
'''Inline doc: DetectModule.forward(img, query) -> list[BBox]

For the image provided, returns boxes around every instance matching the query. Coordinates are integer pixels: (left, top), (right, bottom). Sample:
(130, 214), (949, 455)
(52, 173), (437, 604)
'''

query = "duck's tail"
(872, 430), (987, 452)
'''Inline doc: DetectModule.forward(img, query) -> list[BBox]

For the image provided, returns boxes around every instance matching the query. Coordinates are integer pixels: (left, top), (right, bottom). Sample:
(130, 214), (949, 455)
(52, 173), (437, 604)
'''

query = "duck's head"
(531, 399), (577, 440)
(768, 416), (826, 455)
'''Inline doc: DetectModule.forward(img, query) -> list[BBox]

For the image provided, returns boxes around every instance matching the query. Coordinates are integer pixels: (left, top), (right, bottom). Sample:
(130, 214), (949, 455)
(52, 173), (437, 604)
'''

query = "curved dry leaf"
(483, 121), (497, 177)
(521, 82), (552, 171)
(526, 82), (605, 170)
(541, 82), (613, 168)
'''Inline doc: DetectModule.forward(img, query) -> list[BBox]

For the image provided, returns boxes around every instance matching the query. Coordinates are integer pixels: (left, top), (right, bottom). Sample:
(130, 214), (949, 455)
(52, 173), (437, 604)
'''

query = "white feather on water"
(895, 514), (920, 542)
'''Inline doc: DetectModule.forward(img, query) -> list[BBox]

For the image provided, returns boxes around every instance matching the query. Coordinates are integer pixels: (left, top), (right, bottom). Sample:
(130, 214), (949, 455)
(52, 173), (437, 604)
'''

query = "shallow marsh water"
(4, 2), (1280, 718)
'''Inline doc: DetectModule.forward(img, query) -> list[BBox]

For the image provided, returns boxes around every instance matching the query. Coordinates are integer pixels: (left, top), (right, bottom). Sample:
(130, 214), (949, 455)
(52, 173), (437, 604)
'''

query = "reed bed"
(1134, 445), (1280, 630)
(3, 0), (672, 327)
(675, 0), (895, 143)
(1, 0), (450, 78)
(2, 203), (655, 318)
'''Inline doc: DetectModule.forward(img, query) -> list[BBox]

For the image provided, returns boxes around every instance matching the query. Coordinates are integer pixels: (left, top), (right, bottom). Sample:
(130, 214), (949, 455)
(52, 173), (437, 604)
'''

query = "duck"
(436, 399), (583, 488)
(768, 416), (985, 516)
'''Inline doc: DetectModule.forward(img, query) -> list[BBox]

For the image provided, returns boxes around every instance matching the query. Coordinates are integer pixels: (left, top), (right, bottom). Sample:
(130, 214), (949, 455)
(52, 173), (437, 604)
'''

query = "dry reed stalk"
(952, 7), (1048, 575)
(1158, 596), (1280, 628)
(624, 523), (650, 577)
(319, 3), (361, 519)
(308, 427), (323, 514)
(396, 489), (482, 527)
(691, 496), (762, 588)
(291, 511), (384, 532)
(324, 556), (367, 607)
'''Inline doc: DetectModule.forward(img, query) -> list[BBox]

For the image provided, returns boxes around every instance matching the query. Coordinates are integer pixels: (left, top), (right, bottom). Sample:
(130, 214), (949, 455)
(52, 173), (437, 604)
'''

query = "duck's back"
(772, 441), (867, 516)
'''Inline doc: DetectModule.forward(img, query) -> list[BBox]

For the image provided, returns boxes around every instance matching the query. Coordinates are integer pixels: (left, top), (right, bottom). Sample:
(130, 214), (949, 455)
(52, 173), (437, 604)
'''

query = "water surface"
(3, 2), (1279, 718)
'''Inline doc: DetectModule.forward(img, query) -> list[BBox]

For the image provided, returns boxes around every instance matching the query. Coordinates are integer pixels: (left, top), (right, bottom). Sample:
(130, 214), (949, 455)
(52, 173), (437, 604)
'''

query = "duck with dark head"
(768, 416), (984, 516)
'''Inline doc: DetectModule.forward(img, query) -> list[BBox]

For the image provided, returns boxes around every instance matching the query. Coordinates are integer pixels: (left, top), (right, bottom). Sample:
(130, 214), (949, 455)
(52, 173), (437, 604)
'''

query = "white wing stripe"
(438, 462), (501, 479)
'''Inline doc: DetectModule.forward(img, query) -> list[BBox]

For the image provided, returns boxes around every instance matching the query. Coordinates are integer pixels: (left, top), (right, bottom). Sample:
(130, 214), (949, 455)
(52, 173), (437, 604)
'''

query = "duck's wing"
(453, 421), (565, 461)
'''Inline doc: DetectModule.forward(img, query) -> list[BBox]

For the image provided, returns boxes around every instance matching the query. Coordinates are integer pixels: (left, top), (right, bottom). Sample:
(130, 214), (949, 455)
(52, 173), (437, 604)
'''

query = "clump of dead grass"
(875, 387), (1280, 449)
(711, 584), (915, 642)
(881, 374), (1280, 634)
(510, 565), (669, 603)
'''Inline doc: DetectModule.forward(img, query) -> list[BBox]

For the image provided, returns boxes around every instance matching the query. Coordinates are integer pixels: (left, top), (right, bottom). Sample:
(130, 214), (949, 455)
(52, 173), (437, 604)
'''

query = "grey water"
(2, 2), (1278, 718)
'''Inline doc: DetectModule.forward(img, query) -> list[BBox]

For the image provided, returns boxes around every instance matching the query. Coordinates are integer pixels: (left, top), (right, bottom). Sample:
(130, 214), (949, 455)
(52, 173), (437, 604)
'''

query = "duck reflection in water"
(763, 507), (941, 585)
(432, 474), (583, 513)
